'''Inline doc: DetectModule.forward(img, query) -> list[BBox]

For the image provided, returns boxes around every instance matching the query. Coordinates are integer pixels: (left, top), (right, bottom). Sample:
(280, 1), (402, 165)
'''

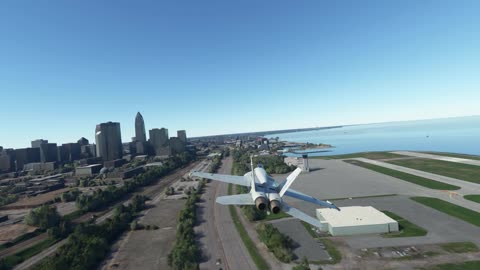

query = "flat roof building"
(177, 130), (187, 143)
(76, 164), (103, 176)
(316, 206), (399, 236)
(95, 122), (123, 161)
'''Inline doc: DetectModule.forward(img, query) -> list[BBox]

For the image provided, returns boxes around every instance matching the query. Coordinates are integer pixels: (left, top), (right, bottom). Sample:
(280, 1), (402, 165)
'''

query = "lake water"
(269, 116), (480, 156)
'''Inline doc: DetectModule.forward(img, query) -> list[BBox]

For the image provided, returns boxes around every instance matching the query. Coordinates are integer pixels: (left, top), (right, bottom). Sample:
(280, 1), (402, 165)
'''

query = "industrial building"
(316, 206), (399, 236)
(76, 164), (103, 176)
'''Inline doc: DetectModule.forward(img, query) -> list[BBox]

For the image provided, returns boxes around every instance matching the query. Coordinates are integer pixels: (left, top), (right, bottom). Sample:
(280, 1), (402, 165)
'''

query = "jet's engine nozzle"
(255, 196), (268, 211)
(270, 200), (281, 214)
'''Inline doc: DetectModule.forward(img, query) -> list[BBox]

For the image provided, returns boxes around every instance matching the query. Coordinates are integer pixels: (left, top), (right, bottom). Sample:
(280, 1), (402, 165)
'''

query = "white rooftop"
(317, 206), (396, 227)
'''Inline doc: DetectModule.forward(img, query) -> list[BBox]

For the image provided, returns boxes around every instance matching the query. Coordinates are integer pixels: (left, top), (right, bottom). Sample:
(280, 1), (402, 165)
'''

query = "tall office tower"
(77, 137), (89, 146)
(95, 122), (123, 161)
(135, 112), (147, 142)
(149, 128), (169, 156)
(31, 139), (58, 162)
(59, 143), (81, 162)
(177, 130), (187, 143)
(14, 148), (41, 170)
(0, 148), (15, 172)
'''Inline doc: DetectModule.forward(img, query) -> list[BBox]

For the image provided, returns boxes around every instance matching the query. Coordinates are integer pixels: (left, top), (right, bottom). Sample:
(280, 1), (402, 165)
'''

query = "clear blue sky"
(1, 0), (479, 149)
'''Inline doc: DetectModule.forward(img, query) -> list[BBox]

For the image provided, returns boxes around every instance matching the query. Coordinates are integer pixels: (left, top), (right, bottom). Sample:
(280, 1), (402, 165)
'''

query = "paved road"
(391, 151), (480, 166)
(196, 172), (228, 269)
(350, 158), (480, 212)
(209, 157), (257, 270)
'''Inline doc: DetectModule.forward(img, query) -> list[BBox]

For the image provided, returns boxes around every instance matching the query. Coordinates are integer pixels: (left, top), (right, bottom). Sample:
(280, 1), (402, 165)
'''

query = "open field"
(1, 188), (69, 210)
(464, 195), (480, 204)
(388, 158), (480, 184)
(440, 242), (479, 253)
(101, 199), (185, 270)
(411, 197), (480, 227)
(312, 151), (406, 160)
(0, 225), (36, 244)
(344, 160), (460, 190)
(420, 260), (480, 270)
(382, 211), (428, 238)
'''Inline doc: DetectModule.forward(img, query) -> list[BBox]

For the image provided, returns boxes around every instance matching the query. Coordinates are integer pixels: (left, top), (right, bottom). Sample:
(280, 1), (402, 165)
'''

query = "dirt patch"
(54, 202), (78, 216)
(1, 188), (69, 210)
(0, 224), (37, 243)
(101, 199), (186, 270)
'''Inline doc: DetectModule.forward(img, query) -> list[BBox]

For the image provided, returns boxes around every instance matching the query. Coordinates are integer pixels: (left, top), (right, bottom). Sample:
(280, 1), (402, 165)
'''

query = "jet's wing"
(216, 194), (255, 205)
(190, 172), (250, 187)
(281, 202), (323, 228)
(284, 188), (340, 210)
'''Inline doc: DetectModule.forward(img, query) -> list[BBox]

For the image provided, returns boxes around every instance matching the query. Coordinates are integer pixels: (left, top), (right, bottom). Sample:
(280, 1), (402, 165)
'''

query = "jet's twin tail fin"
(279, 167), (302, 197)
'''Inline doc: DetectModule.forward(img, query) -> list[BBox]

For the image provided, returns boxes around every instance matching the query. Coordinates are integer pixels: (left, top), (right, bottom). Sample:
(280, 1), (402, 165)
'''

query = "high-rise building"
(177, 130), (187, 143)
(95, 122), (123, 161)
(0, 148), (15, 172)
(149, 128), (169, 156)
(59, 143), (81, 162)
(77, 137), (89, 146)
(135, 112), (147, 143)
(31, 140), (58, 162)
(14, 148), (41, 170)
(169, 137), (186, 155)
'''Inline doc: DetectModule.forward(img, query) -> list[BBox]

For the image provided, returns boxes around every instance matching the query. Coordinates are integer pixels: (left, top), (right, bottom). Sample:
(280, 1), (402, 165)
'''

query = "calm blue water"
(269, 116), (480, 156)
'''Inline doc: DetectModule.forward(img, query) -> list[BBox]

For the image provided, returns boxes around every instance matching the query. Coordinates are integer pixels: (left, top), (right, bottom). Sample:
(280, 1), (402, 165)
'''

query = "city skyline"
(1, 1), (480, 148)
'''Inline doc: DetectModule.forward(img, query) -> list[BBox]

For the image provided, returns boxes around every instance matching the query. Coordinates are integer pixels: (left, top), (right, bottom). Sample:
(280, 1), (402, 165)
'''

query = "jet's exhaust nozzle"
(270, 200), (281, 214)
(255, 197), (268, 211)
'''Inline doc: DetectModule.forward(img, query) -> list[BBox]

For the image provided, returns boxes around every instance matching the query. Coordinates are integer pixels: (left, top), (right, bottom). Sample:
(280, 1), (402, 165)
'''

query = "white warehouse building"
(316, 206), (399, 236)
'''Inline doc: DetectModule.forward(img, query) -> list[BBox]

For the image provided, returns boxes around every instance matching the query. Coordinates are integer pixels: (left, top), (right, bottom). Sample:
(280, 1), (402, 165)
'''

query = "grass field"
(440, 242), (479, 253)
(300, 221), (319, 239)
(315, 239), (342, 264)
(382, 211), (428, 238)
(312, 151), (406, 160)
(464, 195), (480, 204)
(419, 260), (480, 270)
(410, 197), (480, 227)
(345, 160), (460, 190)
(422, 151), (480, 161)
(263, 211), (291, 221)
(388, 158), (480, 184)
(227, 184), (270, 270)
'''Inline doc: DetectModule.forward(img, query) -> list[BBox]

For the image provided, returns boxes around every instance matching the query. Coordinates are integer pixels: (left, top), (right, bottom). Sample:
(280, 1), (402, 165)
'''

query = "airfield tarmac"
(274, 158), (480, 252)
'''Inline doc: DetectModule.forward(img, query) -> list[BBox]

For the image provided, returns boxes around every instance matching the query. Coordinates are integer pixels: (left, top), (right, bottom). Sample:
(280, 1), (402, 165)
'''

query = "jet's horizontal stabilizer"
(284, 189), (340, 211)
(190, 172), (250, 187)
(216, 194), (255, 205)
(281, 202), (324, 228)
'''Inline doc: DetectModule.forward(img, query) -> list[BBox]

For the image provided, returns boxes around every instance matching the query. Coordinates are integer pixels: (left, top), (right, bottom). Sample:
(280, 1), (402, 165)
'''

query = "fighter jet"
(191, 157), (340, 228)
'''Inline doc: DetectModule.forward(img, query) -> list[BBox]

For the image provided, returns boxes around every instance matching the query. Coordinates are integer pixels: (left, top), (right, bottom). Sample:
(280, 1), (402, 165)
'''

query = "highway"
(197, 157), (257, 270)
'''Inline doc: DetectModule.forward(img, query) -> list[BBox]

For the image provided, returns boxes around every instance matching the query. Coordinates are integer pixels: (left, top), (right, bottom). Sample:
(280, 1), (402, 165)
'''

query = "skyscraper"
(31, 139), (58, 162)
(95, 122), (123, 161)
(177, 130), (187, 143)
(149, 128), (169, 156)
(135, 112), (147, 142)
